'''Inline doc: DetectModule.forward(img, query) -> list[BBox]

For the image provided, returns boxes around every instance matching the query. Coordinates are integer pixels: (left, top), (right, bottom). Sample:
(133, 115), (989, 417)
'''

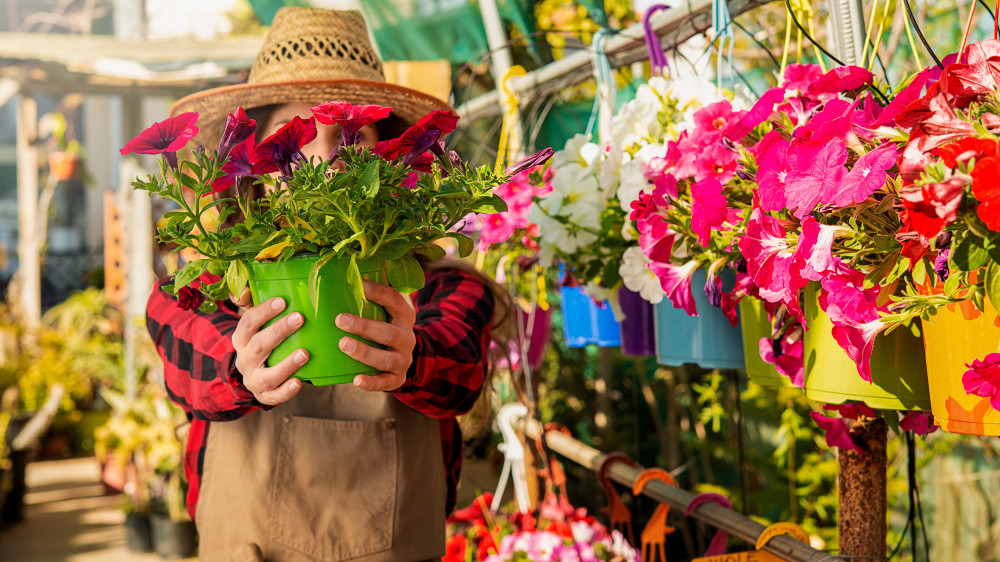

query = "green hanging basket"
(739, 298), (794, 388)
(247, 255), (388, 386)
(803, 284), (930, 410)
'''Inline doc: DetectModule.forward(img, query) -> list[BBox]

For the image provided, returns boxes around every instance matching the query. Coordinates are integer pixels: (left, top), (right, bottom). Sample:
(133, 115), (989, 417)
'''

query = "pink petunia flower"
(794, 217), (841, 281)
(899, 411), (938, 435)
(753, 131), (790, 212)
(737, 209), (806, 321)
(963, 353), (1000, 412)
(783, 138), (849, 219)
(808, 65), (875, 94)
(818, 264), (886, 382)
(810, 411), (859, 452)
(823, 402), (876, 420)
(693, 143), (738, 183)
(650, 260), (699, 316)
(781, 64), (825, 92)
(758, 337), (804, 387)
(690, 178), (730, 247)
(478, 212), (516, 248)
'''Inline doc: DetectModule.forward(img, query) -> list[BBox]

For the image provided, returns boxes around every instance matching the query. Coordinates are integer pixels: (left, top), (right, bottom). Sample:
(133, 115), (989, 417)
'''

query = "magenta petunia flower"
(650, 260), (699, 316)
(737, 208), (806, 320)
(835, 143), (899, 204)
(691, 100), (738, 143)
(823, 402), (876, 420)
(120, 112), (200, 169)
(809, 411), (859, 452)
(251, 115), (317, 177)
(753, 131), (790, 212)
(963, 353), (1000, 412)
(809, 65), (875, 94)
(478, 212), (516, 247)
(783, 138), (849, 219)
(638, 219), (676, 264)
(690, 178), (729, 247)
(693, 143), (738, 183)
(504, 147), (554, 177)
(899, 411), (938, 435)
(724, 86), (785, 141)
(876, 68), (933, 127)
(781, 64), (825, 92)
(311, 102), (392, 146)
(758, 337), (804, 387)
(818, 266), (885, 382)
(794, 217), (840, 281)
(217, 107), (256, 161)
(211, 136), (254, 193)
(374, 109), (460, 160)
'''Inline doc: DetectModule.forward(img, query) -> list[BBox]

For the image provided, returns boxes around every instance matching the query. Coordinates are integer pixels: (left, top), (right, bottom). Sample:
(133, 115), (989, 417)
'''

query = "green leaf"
(471, 194), (508, 214)
(345, 254), (365, 315)
(198, 300), (218, 314)
(415, 243), (446, 261)
(952, 233), (990, 271)
(374, 238), (416, 261)
(174, 260), (209, 289)
(225, 260), (249, 298)
(985, 262), (1000, 313)
(387, 254), (426, 294)
(308, 252), (336, 316)
(230, 234), (271, 253)
(944, 269), (962, 295)
(448, 233), (475, 257)
(912, 258), (927, 287)
(359, 161), (380, 198)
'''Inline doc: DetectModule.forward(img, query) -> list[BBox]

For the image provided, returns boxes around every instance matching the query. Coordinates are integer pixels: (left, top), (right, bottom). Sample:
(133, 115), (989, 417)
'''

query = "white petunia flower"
(620, 246), (665, 304)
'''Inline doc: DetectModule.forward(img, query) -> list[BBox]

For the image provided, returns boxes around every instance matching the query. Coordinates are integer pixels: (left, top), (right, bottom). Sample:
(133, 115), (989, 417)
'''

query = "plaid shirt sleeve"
(145, 274), (263, 421)
(389, 268), (494, 419)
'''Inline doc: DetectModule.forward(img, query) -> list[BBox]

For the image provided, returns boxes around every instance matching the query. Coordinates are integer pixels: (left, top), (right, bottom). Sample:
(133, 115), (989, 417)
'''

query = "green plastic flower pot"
(739, 298), (792, 388)
(247, 255), (387, 386)
(803, 284), (930, 410)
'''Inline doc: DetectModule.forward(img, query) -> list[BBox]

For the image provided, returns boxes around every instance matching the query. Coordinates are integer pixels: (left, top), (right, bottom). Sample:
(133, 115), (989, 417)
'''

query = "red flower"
(218, 107), (256, 161)
(211, 136), (255, 193)
(176, 286), (204, 311)
(447, 493), (492, 524)
(442, 535), (467, 562)
(251, 116), (317, 177)
(311, 102), (392, 146)
(374, 110), (459, 160)
(900, 177), (967, 239)
(120, 112), (199, 169)
(971, 156), (1000, 231)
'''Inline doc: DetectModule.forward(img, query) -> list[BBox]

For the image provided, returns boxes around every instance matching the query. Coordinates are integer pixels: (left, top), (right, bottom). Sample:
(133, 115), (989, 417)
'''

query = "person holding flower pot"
(140, 8), (521, 561)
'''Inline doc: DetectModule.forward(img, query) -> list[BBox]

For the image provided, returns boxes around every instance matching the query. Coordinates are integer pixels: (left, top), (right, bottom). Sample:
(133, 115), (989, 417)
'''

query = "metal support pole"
(15, 90), (40, 329)
(477, 0), (524, 160)
(520, 417), (840, 562)
(828, 0), (867, 66)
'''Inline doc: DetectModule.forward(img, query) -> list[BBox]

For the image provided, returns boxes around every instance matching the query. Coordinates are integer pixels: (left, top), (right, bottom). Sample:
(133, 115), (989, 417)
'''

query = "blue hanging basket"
(654, 270), (744, 369)
(559, 285), (622, 348)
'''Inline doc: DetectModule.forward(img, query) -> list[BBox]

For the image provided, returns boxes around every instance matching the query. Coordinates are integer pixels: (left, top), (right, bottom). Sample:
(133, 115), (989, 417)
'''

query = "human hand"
(231, 296), (308, 405)
(335, 281), (416, 392)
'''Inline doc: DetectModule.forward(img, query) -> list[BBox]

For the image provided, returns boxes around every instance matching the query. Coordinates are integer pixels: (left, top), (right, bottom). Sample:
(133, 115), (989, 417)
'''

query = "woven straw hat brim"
(170, 78), (454, 150)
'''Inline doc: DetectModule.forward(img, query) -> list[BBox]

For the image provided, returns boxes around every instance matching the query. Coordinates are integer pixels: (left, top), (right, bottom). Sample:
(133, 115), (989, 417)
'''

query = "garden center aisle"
(0, 457), (193, 561)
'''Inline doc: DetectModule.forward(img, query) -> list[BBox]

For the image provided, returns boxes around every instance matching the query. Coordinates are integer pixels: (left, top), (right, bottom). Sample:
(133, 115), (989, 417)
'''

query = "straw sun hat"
(170, 7), (453, 149)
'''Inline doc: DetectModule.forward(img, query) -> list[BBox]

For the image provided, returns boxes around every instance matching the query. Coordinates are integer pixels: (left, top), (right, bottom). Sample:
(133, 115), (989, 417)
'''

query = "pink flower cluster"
(477, 169), (552, 250)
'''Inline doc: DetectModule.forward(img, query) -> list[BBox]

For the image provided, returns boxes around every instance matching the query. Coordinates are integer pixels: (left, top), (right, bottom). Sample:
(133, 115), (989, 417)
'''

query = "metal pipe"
(521, 417), (841, 562)
(456, 0), (777, 122)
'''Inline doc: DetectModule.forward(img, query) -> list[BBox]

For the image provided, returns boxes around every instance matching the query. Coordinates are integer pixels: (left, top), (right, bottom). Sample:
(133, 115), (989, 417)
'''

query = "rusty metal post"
(838, 415), (888, 560)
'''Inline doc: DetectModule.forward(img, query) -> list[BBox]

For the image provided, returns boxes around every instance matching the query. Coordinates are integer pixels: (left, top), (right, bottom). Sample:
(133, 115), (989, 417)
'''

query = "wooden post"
(838, 415), (888, 560)
(15, 90), (40, 329)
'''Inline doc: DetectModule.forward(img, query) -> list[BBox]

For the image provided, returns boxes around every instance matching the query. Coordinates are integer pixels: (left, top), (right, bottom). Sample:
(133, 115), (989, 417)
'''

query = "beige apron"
(196, 383), (446, 562)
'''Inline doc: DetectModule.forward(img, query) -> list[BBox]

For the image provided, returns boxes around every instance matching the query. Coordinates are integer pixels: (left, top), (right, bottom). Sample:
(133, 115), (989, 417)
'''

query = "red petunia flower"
(211, 136), (255, 193)
(374, 110), (459, 160)
(937, 137), (998, 168)
(176, 286), (204, 311)
(971, 156), (1000, 231)
(120, 112), (199, 169)
(442, 535), (467, 562)
(311, 102), (392, 146)
(218, 107), (256, 161)
(251, 116), (317, 177)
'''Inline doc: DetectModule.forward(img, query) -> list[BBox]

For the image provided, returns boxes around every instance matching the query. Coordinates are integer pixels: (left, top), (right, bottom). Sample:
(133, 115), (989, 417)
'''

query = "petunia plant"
(124, 102), (551, 313)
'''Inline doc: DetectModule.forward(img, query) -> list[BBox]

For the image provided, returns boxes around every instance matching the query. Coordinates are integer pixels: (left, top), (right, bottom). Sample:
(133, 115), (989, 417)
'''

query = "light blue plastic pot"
(559, 285), (622, 348)
(654, 270), (744, 369)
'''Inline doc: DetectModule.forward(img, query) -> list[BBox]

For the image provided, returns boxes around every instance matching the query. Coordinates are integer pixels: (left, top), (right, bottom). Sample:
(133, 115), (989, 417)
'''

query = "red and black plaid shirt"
(146, 268), (493, 520)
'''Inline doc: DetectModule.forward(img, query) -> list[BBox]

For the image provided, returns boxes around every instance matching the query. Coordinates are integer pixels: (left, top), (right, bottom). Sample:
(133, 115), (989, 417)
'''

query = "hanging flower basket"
(739, 298), (793, 388)
(558, 285), (621, 348)
(654, 270), (744, 370)
(248, 255), (388, 386)
(921, 301), (1000, 436)
(618, 287), (656, 357)
(803, 284), (930, 410)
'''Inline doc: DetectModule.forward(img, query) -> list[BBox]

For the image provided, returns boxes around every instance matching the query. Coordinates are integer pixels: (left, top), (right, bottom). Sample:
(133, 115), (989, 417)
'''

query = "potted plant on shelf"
(124, 103), (550, 385)
(40, 111), (83, 182)
(143, 392), (197, 559)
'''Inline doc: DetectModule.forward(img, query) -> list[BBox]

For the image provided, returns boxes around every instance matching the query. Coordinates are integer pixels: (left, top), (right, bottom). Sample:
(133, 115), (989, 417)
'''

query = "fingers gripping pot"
(248, 255), (388, 385)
